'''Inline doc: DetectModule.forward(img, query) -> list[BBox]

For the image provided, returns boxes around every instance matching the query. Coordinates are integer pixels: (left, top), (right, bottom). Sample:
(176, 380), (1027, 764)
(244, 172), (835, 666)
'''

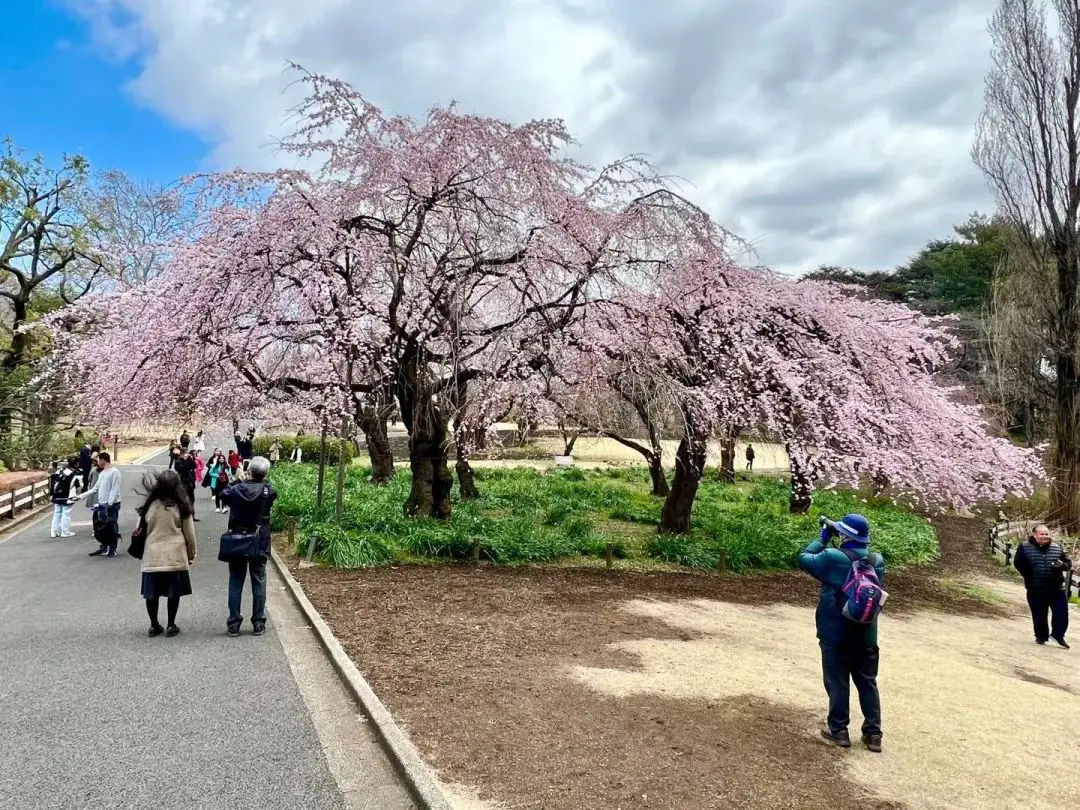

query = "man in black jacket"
(221, 455), (278, 637)
(172, 436), (199, 522)
(1014, 525), (1072, 648)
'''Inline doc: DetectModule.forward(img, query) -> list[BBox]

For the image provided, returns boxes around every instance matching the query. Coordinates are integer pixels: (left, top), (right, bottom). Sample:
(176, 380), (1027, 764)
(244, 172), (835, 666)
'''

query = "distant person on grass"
(89, 452), (121, 558)
(138, 470), (197, 638)
(798, 513), (886, 753)
(49, 455), (82, 538)
(1014, 524), (1072, 649)
(221, 455), (277, 637)
(745, 444), (755, 472)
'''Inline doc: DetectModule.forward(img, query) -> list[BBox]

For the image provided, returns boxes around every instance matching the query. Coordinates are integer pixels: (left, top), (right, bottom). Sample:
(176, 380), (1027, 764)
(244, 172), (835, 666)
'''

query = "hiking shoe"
(820, 728), (851, 748)
(227, 626), (241, 638)
(252, 624), (266, 637)
(1053, 636), (1071, 649)
(88, 547), (106, 557)
(148, 625), (164, 638)
(60, 532), (75, 538)
(1036, 639), (1048, 645)
(165, 625), (180, 638)
(105, 548), (117, 558)
(862, 733), (883, 753)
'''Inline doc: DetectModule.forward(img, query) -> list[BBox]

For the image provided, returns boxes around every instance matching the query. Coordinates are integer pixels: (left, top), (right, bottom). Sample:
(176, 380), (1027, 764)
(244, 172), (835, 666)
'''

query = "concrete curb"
(269, 549), (453, 810)
(130, 446), (170, 466)
(0, 500), (52, 542)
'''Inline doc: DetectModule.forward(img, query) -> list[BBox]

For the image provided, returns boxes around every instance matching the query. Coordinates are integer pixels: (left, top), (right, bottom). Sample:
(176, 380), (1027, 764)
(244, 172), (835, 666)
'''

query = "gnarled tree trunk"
(398, 349), (453, 519)
(659, 417), (708, 534)
(788, 444), (813, 514)
(718, 429), (738, 484)
(357, 388), (396, 484)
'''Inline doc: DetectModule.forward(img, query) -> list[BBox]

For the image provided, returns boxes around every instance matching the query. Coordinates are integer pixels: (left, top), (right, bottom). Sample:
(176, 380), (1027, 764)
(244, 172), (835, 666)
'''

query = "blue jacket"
(222, 479), (278, 556)
(798, 539), (885, 645)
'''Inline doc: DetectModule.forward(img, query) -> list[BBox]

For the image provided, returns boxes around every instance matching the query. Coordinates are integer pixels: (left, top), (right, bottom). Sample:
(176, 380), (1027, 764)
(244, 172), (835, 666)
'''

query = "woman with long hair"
(137, 469), (197, 637)
(208, 449), (230, 512)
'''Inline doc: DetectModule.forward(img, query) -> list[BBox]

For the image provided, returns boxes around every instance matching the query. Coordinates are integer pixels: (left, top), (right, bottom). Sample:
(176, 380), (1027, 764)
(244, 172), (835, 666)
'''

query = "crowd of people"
(48, 425), (278, 637)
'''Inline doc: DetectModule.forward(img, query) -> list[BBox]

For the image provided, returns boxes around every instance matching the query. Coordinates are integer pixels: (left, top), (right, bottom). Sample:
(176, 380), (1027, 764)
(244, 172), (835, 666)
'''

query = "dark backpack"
(49, 468), (76, 502)
(838, 548), (888, 623)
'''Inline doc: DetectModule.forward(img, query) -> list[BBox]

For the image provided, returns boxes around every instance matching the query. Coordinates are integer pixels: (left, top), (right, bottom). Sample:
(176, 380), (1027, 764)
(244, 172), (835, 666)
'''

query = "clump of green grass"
(269, 463), (938, 572)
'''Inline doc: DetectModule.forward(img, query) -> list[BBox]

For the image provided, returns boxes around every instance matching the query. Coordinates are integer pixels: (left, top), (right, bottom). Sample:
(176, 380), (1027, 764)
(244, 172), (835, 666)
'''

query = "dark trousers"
(100, 503), (121, 550)
(821, 639), (881, 737)
(228, 558), (267, 629)
(1026, 589), (1069, 642)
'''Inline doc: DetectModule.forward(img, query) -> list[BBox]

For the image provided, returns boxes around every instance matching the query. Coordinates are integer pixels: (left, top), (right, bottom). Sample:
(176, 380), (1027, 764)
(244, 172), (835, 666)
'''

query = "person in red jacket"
(228, 449), (241, 476)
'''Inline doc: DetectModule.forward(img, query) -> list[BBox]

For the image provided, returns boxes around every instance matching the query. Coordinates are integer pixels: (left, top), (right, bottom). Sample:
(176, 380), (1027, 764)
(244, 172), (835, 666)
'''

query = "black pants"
(1026, 589), (1069, 642)
(821, 638), (881, 737)
(213, 483), (226, 510)
(228, 558), (267, 630)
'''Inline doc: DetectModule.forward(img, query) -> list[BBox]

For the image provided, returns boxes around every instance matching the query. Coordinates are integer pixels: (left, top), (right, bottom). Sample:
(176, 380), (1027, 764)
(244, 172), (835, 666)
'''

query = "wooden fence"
(0, 478), (52, 523)
(988, 521), (1080, 596)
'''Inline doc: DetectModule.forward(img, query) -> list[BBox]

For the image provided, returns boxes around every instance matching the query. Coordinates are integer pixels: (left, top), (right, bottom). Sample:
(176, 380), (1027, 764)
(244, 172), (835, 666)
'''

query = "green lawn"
(270, 465), (939, 572)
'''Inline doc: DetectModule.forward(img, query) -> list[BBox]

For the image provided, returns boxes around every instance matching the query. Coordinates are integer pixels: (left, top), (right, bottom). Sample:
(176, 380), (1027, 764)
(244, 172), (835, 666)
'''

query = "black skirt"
(141, 571), (193, 600)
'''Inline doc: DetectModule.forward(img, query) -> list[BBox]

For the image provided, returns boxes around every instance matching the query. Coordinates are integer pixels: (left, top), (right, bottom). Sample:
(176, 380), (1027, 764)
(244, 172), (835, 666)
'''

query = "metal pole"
(315, 416), (328, 511)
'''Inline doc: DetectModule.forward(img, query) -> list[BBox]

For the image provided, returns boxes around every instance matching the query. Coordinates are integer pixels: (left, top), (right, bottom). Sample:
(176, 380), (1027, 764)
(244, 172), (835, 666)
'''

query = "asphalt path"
(0, 451), (345, 809)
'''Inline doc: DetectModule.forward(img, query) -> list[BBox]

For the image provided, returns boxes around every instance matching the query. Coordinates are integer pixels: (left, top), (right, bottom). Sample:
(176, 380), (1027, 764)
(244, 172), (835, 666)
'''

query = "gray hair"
(249, 456), (271, 481)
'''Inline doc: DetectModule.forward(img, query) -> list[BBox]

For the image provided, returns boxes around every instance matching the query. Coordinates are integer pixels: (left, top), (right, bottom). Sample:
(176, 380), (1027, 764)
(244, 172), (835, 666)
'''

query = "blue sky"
(0, 2), (203, 183)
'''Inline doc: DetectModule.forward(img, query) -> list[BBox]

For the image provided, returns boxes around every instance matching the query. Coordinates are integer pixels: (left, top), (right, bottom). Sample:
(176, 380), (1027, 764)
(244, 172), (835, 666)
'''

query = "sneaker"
(1037, 639), (1048, 645)
(49, 533), (58, 539)
(60, 532), (76, 538)
(148, 625), (164, 638)
(227, 626), (241, 638)
(1053, 636), (1071, 649)
(165, 625), (180, 638)
(862, 733), (883, 753)
(88, 547), (106, 557)
(252, 624), (266, 637)
(105, 548), (117, 558)
(820, 728), (851, 748)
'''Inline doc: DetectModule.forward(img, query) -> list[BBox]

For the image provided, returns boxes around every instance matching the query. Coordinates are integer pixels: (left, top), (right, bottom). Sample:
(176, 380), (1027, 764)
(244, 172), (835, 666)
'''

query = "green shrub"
(253, 434), (354, 465)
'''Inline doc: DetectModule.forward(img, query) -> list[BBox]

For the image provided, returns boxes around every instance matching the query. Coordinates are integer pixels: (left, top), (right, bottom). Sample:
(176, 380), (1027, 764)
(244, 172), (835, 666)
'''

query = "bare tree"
(974, 0), (1080, 527)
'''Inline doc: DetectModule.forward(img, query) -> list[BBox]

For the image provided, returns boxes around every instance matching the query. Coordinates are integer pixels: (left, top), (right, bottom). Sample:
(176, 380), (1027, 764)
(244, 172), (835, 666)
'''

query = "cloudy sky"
(8, 0), (999, 274)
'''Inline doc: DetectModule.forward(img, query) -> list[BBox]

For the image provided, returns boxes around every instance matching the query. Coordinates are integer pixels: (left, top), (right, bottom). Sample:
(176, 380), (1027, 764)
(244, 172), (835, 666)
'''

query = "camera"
(819, 515), (837, 541)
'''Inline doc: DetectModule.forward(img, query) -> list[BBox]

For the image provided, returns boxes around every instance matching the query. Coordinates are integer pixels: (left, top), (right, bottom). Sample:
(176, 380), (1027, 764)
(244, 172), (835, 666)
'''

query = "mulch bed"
(0, 471), (48, 495)
(281, 515), (1005, 809)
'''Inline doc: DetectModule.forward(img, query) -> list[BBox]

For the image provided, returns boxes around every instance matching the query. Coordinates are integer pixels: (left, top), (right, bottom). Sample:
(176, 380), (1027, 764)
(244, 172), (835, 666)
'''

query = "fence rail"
(988, 521), (1080, 596)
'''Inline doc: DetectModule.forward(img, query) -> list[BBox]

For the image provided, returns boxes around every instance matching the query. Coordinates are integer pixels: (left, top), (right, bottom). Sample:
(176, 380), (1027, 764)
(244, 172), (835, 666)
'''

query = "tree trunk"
(1048, 352), (1080, 530)
(397, 350), (453, 519)
(659, 421), (708, 534)
(718, 434), (737, 484)
(647, 454), (670, 497)
(788, 445), (813, 514)
(455, 453), (479, 499)
(358, 406), (395, 484)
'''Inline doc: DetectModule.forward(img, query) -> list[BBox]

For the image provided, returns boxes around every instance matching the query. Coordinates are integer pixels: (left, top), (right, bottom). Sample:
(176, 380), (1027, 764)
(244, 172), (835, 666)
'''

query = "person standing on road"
(49, 455), (82, 538)
(745, 444), (755, 472)
(207, 450), (230, 512)
(269, 439), (281, 465)
(798, 513), (886, 753)
(138, 470), (197, 638)
(89, 452), (122, 558)
(1014, 524), (1072, 648)
(221, 456), (278, 637)
(78, 442), (93, 488)
(172, 436), (199, 523)
(191, 430), (205, 454)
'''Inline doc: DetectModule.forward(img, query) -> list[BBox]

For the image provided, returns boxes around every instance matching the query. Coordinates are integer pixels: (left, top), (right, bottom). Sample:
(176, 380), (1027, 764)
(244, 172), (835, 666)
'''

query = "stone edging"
(268, 549), (453, 810)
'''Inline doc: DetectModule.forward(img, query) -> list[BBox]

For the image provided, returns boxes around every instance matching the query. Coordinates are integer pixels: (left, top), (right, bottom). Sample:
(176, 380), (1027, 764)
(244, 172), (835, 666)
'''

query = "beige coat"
(140, 500), (197, 573)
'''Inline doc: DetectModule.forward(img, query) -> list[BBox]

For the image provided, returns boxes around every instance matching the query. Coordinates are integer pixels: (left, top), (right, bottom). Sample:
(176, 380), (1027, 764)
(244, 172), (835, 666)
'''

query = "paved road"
(0, 452), (349, 809)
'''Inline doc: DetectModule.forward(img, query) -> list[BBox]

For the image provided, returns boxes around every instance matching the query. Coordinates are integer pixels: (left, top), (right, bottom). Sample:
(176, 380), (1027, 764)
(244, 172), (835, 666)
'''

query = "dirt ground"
(281, 515), (1074, 809)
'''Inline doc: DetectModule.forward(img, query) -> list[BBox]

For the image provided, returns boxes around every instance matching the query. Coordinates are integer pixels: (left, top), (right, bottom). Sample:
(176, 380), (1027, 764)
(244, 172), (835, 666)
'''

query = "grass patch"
(934, 578), (1008, 606)
(270, 464), (939, 572)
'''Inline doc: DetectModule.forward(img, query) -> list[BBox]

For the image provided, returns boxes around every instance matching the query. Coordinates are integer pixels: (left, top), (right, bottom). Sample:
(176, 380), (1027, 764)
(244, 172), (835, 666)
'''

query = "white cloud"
(73, 0), (1000, 274)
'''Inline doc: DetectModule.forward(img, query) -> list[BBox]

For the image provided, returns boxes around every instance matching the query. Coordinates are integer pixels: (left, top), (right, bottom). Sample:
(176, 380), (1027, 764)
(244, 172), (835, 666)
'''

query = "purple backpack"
(839, 548), (888, 623)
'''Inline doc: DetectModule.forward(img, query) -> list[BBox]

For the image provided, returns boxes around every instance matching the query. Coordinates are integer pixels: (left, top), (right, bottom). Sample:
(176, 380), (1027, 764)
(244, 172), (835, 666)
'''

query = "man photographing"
(798, 513), (886, 753)
(1014, 524), (1071, 648)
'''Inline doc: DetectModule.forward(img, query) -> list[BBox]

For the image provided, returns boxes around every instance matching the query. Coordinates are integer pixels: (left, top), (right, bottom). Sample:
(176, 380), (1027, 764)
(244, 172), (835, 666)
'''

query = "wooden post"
(334, 415), (349, 525)
(287, 517), (297, 549)
(470, 536), (482, 564)
(316, 418), (328, 511)
(717, 550), (728, 573)
(9, 488), (16, 520)
(30, 481), (38, 506)
(605, 542), (614, 569)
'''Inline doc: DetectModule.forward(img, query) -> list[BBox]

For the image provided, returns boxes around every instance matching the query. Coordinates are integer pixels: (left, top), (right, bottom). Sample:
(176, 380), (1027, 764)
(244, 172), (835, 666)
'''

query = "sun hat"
(826, 513), (870, 545)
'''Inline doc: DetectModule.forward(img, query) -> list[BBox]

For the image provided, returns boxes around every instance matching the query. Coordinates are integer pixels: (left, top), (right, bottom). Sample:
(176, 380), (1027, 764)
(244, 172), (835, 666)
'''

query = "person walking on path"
(221, 456), (278, 637)
(207, 450), (230, 512)
(1014, 524), (1072, 648)
(745, 444), (755, 472)
(191, 430), (205, 454)
(89, 452), (122, 557)
(798, 513), (886, 753)
(228, 448), (241, 477)
(137, 470), (197, 638)
(49, 456), (82, 538)
(172, 436), (199, 522)
(78, 442), (93, 488)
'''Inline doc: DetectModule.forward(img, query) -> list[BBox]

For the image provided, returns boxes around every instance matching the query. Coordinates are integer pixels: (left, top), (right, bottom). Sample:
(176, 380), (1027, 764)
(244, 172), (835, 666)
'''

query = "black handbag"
(128, 513), (147, 559)
(218, 529), (260, 562)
